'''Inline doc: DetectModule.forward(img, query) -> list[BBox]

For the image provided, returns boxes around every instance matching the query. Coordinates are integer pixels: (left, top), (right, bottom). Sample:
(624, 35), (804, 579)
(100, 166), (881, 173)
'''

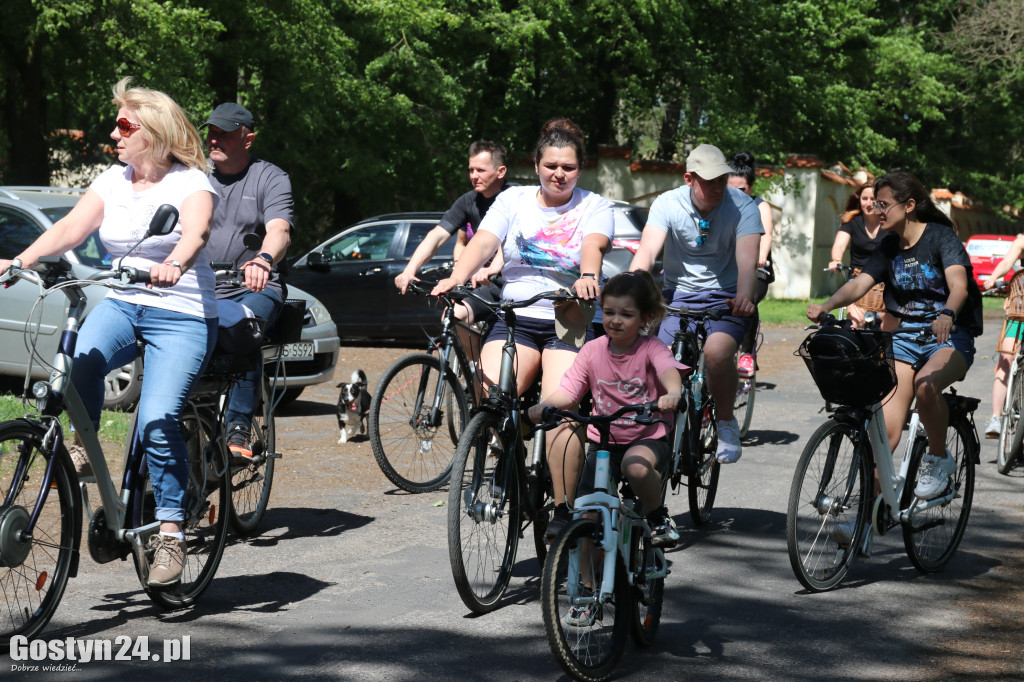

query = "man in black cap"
(201, 102), (294, 460)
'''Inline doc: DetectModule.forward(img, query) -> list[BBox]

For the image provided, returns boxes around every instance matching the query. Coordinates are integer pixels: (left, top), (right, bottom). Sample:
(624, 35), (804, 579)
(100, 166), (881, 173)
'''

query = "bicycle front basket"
(797, 327), (896, 407)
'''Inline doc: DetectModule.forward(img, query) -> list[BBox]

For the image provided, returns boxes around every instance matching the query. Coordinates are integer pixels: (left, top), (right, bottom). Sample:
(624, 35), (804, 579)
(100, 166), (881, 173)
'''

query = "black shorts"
(485, 313), (594, 353)
(575, 438), (671, 500)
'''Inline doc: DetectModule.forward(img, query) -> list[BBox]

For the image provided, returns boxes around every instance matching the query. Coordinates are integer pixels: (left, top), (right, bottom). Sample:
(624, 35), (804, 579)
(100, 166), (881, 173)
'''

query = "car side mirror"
(307, 251), (330, 273)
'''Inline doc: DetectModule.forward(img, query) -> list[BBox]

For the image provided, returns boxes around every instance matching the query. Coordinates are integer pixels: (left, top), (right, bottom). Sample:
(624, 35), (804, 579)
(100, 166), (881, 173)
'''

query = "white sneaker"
(716, 418), (742, 463)
(985, 415), (1001, 439)
(914, 453), (956, 500)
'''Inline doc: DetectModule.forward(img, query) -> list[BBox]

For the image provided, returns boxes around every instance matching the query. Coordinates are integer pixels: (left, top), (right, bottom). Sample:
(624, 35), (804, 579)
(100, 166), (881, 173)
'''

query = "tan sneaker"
(67, 442), (93, 478)
(147, 534), (186, 587)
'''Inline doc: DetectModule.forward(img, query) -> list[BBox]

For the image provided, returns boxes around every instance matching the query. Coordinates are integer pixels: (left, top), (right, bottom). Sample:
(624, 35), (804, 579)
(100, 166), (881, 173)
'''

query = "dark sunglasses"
(695, 218), (711, 246)
(115, 118), (141, 138)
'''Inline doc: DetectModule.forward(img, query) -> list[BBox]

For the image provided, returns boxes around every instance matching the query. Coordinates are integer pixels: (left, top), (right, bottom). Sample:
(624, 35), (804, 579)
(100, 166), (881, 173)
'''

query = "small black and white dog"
(337, 369), (371, 444)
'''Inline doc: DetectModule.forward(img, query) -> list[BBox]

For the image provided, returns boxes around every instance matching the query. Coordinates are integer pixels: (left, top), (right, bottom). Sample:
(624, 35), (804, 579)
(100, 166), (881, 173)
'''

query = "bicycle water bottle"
(692, 372), (705, 411)
(594, 449), (613, 494)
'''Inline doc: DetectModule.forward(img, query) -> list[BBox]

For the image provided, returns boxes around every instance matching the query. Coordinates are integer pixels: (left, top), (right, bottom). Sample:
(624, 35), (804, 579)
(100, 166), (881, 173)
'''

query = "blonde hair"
(112, 78), (207, 171)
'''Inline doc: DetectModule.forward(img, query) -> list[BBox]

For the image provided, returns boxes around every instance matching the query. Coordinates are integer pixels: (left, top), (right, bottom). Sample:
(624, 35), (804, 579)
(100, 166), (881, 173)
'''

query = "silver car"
(0, 186), (338, 409)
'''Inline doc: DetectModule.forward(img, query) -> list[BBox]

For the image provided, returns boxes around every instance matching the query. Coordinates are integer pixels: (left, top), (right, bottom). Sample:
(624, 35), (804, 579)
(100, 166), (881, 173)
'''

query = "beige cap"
(686, 144), (732, 180)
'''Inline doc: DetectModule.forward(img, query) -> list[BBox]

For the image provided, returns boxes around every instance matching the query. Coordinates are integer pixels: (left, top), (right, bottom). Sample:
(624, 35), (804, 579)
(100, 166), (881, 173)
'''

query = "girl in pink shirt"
(529, 271), (687, 546)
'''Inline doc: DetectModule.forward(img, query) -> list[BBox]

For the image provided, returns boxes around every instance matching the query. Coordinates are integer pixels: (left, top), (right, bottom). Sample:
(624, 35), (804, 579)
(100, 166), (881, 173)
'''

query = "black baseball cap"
(201, 102), (255, 131)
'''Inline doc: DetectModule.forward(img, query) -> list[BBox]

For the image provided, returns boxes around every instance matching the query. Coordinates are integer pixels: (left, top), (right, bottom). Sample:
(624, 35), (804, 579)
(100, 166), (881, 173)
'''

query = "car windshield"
(966, 239), (1012, 259)
(42, 206), (113, 269)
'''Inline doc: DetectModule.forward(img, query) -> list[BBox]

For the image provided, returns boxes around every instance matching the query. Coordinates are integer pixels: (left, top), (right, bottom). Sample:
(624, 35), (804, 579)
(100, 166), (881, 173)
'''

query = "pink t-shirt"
(557, 335), (689, 444)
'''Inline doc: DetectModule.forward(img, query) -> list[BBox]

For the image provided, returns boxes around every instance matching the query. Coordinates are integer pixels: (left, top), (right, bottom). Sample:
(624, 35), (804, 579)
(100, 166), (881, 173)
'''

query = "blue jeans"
(71, 299), (217, 522)
(224, 289), (283, 428)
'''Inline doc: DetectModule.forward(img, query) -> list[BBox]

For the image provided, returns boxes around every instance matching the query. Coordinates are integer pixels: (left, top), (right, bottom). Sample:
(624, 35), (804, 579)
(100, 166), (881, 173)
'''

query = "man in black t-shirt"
(395, 140), (514, 347)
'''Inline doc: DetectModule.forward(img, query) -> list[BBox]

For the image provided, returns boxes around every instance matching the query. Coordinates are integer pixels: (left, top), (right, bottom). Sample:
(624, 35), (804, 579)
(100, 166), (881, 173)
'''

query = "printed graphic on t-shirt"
(594, 377), (650, 425)
(892, 254), (944, 317)
(514, 197), (592, 277)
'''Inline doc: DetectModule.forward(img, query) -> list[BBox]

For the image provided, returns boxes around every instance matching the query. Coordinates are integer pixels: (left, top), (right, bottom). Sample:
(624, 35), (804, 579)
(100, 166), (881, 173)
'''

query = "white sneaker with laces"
(914, 452), (956, 500)
(716, 418), (742, 463)
(985, 415), (1001, 439)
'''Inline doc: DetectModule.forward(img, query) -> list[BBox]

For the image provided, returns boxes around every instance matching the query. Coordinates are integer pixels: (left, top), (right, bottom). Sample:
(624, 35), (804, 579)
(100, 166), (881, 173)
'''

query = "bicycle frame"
(569, 487), (669, 603)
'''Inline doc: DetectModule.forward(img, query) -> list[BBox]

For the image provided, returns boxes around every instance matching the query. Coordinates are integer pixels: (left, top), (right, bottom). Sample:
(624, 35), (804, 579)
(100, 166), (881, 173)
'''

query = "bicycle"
(733, 266), (769, 438)
(202, 262), (298, 535)
(368, 269), (478, 493)
(536, 402), (671, 682)
(0, 230), (229, 644)
(664, 304), (726, 525)
(787, 315), (979, 591)
(446, 288), (572, 613)
(993, 275), (1024, 474)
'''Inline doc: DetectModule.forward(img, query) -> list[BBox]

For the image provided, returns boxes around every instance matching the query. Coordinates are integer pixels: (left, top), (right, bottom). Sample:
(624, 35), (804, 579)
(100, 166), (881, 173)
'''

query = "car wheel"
(102, 357), (143, 411)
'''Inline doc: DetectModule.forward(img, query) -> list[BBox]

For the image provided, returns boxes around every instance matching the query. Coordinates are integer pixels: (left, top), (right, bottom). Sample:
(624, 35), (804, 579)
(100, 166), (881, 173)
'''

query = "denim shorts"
(656, 290), (751, 346)
(575, 438), (671, 500)
(485, 313), (593, 352)
(891, 325), (976, 370)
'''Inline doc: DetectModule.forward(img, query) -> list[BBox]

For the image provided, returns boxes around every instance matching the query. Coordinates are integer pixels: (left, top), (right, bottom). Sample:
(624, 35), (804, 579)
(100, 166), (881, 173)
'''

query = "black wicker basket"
(797, 327), (896, 407)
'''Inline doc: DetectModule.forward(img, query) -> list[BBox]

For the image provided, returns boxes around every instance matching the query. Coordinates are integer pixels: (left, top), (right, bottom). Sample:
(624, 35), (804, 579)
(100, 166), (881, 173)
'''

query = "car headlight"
(307, 300), (333, 326)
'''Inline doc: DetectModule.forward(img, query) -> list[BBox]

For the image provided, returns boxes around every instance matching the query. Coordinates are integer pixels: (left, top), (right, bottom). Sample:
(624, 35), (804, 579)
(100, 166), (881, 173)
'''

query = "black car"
(289, 205), (650, 344)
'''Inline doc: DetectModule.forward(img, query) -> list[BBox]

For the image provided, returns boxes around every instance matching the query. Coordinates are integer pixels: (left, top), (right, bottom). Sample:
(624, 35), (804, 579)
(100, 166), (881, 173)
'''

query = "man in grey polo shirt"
(201, 102), (293, 460)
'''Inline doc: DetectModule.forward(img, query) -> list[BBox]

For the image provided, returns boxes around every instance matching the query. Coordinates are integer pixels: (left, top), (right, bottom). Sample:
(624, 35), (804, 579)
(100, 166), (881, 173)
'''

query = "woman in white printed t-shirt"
(432, 118), (614, 537)
(0, 78), (218, 589)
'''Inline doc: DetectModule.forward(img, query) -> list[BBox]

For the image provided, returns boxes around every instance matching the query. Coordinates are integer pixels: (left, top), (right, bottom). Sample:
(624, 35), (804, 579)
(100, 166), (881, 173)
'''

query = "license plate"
(281, 342), (314, 360)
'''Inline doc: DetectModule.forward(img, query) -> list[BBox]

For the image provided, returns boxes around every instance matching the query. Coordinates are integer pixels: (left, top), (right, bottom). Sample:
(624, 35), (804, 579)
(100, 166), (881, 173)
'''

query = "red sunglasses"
(115, 118), (141, 138)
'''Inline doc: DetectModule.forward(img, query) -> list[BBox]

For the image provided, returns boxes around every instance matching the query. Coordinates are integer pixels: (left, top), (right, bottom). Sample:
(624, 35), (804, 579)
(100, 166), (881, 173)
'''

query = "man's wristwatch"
(939, 307), (956, 321)
(580, 273), (596, 279)
(256, 252), (274, 266)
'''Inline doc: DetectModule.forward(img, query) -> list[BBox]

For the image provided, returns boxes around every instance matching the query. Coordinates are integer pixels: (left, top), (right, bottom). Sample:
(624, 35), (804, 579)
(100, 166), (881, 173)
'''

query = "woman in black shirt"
(808, 171), (980, 502)
(828, 182), (888, 328)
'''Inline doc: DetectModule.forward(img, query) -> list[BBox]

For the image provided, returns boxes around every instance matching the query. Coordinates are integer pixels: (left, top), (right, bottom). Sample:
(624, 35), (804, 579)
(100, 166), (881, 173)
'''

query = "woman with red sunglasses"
(0, 78), (218, 589)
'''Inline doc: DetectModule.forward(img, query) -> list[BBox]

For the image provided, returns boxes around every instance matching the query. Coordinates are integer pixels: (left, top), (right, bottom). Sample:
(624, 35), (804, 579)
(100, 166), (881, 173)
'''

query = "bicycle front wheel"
(134, 409), (230, 609)
(629, 530), (664, 647)
(447, 412), (520, 613)
(541, 518), (629, 682)
(786, 419), (869, 592)
(902, 418), (975, 573)
(688, 402), (720, 525)
(998, 362), (1024, 475)
(0, 421), (79, 646)
(370, 353), (467, 493)
(230, 375), (276, 535)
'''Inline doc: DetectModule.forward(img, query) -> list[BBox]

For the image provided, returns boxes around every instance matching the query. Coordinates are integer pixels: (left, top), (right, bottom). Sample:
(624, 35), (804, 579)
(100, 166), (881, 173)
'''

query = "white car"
(0, 186), (338, 409)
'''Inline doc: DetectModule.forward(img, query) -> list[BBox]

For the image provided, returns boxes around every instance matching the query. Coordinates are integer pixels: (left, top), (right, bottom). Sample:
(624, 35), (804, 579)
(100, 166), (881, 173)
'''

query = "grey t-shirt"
(205, 157), (294, 299)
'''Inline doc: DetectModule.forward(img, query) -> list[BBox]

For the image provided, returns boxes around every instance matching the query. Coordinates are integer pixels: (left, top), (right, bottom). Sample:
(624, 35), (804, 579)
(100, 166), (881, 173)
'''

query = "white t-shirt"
(90, 163), (218, 318)
(479, 185), (613, 320)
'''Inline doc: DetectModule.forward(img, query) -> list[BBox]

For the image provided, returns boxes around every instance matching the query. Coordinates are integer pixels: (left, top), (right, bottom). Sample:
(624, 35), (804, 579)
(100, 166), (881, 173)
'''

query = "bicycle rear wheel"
(998, 362), (1024, 475)
(447, 412), (520, 613)
(541, 518), (629, 682)
(688, 402), (720, 525)
(902, 418), (975, 573)
(230, 376), (275, 535)
(133, 409), (229, 609)
(370, 353), (467, 493)
(629, 530), (664, 647)
(735, 371), (756, 438)
(786, 419), (868, 592)
(0, 421), (79, 646)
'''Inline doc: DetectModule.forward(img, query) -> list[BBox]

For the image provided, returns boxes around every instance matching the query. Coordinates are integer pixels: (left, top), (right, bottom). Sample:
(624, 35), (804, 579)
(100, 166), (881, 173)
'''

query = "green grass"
(759, 294), (1007, 326)
(0, 392), (132, 443)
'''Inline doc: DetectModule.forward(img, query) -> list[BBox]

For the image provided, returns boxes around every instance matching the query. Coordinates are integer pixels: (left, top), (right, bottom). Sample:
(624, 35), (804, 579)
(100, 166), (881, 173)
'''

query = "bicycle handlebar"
(665, 304), (728, 321)
(534, 401), (668, 436)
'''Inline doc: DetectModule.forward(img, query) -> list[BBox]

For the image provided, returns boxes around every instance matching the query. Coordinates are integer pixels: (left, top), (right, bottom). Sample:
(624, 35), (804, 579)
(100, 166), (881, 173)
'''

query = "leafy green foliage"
(1, 0), (1022, 251)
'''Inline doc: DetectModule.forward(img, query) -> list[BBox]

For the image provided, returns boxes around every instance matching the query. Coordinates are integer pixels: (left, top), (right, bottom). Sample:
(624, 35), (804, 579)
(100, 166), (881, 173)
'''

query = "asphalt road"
(17, 318), (1024, 680)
